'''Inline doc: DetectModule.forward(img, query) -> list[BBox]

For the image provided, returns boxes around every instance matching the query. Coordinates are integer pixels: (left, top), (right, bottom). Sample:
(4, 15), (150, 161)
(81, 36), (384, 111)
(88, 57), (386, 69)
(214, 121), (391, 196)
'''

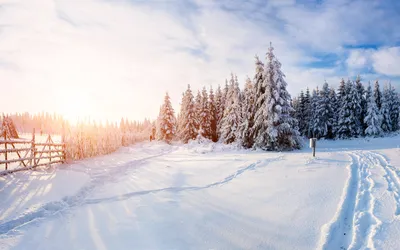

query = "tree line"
(156, 45), (301, 151)
(156, 45), (400, 150)
(293, 78), (400, 139)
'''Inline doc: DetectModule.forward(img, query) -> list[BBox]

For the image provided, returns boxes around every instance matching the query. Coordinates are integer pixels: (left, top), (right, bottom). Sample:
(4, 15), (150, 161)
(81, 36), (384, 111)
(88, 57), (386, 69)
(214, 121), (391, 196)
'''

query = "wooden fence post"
(4, 130), (7, 170)
(31, 128), (35, 167)
(62, 123), (66, 163)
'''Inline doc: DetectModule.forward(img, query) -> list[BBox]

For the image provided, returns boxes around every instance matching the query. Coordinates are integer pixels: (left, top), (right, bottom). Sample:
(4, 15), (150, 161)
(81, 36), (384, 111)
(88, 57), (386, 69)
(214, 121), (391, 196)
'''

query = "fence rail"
(0, 129), (66, 175)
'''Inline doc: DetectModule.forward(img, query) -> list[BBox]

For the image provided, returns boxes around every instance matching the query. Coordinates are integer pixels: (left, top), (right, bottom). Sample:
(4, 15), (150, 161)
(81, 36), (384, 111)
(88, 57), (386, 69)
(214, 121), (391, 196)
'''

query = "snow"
(1, 136), (400, 249)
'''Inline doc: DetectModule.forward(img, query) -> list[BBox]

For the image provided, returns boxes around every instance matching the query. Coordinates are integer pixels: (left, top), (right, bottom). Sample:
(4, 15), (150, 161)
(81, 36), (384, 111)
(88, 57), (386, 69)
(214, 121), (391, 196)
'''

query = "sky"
(1, 0), (400, 123)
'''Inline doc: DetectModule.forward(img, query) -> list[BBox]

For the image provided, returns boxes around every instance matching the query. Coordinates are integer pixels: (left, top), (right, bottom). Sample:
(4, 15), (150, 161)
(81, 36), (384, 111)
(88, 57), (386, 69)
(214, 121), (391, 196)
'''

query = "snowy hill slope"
(1, 136), (400, 249)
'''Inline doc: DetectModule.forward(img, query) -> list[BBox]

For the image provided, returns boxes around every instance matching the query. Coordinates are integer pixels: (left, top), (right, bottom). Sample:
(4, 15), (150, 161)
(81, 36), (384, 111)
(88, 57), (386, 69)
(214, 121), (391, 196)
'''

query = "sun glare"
(57, 91), (94, 125)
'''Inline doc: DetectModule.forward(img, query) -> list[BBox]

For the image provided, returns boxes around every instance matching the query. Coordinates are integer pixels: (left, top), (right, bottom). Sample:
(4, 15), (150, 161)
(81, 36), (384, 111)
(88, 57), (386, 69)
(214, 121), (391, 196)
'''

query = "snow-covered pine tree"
(374, 80), (382, 110)
(303, 88), (312, 137)
(314, 82), (332, 138)
(217, 81), (229, 137)
(199, 87), (211, 139)
(195, 90), (202, 131)
(350, 80), (363, 137)
(215, 85), (223, 140)
(364, 83), (383, 137)
(209, 86), (218, 142)
(156, 92), (176, 143)
(251, 55), (267, 142)
(381, 84), (392, 132)
(296, 90), (306, 136)
(328, 88), (338, 139)
(355, 75), (366, 136)
(219, 80), (241, 144)
(337, 80), (358, 139)
(309, 88), (320, 138)
(388, 83), (400, 132)
(253, 45), (300, 150)
(238, 77), (255, 148)
(225, 74), (235, 108)
(178, 85), (197, 143)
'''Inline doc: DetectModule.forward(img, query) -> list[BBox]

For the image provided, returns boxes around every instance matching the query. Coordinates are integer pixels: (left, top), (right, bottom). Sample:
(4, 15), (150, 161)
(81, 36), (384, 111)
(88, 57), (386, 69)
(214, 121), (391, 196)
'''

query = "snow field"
(1, 136), (400, 249)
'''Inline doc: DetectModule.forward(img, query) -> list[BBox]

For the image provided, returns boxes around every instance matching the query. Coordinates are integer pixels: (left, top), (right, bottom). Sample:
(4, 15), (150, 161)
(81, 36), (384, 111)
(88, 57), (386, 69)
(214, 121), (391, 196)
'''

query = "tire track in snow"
(347, 152), (381, 250)
(318, 152), (359, 250)
(319, 151), (396, 250)
(368, 152), (400, 216)
(0, 149), (175, 236)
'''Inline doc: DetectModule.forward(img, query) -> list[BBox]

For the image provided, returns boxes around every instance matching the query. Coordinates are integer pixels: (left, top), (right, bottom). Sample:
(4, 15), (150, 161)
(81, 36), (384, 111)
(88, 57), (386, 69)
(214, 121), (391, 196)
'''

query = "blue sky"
(1, 0), (399, 122)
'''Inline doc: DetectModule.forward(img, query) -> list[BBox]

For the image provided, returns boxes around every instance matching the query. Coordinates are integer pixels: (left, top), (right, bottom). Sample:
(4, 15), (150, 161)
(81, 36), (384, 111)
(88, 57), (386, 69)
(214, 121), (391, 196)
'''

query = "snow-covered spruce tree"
(314, 82), (332, 139)
(350, 80), (363, 137)
(217, 80), (229, 138)
(178, 85), (197, 143)
(253, 45), (301, 150)
(225, 74), (235, 108)
(381, 84), (392, 132)
(364, 85), (383, 137)
(355, 76), (366, 136)
(337, 80), (358, 139)
(238, 77), (256, 148)
(219, 79), (241, 144)
(296, 90), (306, 136)
(374, 80), (382, 110)
(156, 92), (176, 143)
(328, 88), (338, 139)
(208, 86), (218, 142)
(199, 87), (211, 139)
(251, 55), (267, 142)
(303, 88), (312, 137)
(309, 88), (319, 137)
(194, 90), (202, 132)
(388, 83), (400, 132)
(215, 85), (223, 140)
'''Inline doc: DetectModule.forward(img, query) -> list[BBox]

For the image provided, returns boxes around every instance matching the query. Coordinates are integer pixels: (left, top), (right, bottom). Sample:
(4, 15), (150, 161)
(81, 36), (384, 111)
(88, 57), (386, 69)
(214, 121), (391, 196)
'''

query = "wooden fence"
(0, 129), (66, 174)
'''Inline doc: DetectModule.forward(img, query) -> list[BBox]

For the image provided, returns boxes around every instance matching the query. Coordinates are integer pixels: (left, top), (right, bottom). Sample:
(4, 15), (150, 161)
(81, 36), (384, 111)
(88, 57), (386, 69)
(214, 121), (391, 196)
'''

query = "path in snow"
(319, 149), (400, 250)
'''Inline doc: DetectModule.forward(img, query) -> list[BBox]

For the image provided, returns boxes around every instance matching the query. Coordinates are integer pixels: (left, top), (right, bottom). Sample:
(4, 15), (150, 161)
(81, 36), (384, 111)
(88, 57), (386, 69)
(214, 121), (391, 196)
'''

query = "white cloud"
(371, 47), (400, 77)
(0, 0), (398, 122)
(346, 50), (371, 69)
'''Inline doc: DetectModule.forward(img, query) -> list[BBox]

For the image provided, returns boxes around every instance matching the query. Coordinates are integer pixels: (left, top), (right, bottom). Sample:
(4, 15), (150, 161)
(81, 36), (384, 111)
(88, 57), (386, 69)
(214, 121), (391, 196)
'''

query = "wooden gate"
(0, 129), (66, 175)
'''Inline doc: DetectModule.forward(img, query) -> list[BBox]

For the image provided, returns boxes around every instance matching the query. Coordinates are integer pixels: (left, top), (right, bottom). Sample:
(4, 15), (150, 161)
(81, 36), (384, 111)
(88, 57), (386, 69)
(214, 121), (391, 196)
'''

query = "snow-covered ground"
(1, 136), (400, 250)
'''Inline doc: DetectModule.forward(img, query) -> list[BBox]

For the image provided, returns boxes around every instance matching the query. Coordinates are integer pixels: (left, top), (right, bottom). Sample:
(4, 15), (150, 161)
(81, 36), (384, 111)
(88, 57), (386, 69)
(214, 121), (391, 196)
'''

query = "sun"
(57, 91), (94, 125)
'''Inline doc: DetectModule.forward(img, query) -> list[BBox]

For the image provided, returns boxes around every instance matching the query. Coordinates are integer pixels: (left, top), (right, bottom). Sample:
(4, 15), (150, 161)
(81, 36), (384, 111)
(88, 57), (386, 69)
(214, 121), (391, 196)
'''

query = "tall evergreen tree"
(388, 83), (400, 132)
(355, 75), (366, 136)
(156, 93), (176, 143)
(365, 85), (383, 137)
(309, 88), (319, 138)
(328, 88), (338, 139)
(178, 85), (197, 143)
(381, 84), (392, 132)
(296, 91), (306, 135)
(303, 87), (312, 137)
(220, 81), (241, 144)
(209, 86), (218, 142)
(238, 77), (255, 148)
(337, 80), (358, 138)
(217, 81), (229, 137)
(374, 80), (382, 110)
(314, 82), (332, 138)
(251, 55), (267, 141)
(199, 87), (211, 139)
(253, 45), (300, 150)
(215, 85), (223, 140)
(194, 90), (202, 131)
